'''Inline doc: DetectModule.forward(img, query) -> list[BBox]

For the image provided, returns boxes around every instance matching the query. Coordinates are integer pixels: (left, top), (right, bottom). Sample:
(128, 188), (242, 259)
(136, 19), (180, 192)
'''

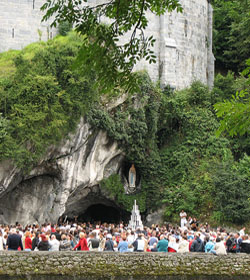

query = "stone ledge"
(0, 252), (250, 279)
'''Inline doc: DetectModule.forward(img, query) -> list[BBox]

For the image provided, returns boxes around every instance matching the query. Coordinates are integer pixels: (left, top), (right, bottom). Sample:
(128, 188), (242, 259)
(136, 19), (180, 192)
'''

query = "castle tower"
(0, 0), (57, 52)
(0, 0), (214, 89)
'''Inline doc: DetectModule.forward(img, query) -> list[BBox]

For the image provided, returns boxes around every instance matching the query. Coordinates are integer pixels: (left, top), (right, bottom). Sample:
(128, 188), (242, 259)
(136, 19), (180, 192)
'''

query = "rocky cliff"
(0, 117), (125, 224)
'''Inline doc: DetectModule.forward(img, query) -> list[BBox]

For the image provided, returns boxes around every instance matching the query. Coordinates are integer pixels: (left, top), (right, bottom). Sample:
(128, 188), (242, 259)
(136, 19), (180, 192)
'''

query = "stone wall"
(0, 0), (214, 89)
(0, 251), (250, 280)
(0, 0), (57, 52)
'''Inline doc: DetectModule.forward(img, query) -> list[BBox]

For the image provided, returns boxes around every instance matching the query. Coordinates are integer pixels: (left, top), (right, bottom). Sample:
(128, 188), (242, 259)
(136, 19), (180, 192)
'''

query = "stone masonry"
(0, 0), (214, 90)
(0, 251), (250, 279)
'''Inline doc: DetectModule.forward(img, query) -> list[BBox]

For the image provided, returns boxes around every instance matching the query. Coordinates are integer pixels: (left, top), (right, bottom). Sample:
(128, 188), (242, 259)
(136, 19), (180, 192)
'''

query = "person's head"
(160, 235), (165, 240)
(106, 234), (112, 240)
(61, 234), (66, 240)
(235, 233), (240, 239)
(25, 231), (30, 238)
(40, 234), (47, 242)
(216, 237), (221, 243)
(51, 234), (56, 240)
(10, 228), (16, 234)
(79, 232), (85, 239)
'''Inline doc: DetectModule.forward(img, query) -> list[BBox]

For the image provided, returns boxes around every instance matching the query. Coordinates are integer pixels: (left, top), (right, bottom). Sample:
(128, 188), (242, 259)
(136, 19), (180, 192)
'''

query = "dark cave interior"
(75, 204), (130, 224)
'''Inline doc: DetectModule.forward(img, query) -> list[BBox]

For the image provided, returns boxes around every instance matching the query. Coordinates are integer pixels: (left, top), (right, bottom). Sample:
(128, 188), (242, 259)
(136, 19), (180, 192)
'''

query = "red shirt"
(25, 237), (32, 249)
(74, 238), (89, 251)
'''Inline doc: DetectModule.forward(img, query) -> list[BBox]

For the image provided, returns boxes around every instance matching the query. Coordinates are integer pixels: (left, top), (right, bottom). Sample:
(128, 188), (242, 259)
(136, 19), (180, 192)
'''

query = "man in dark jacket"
(6, 228), (23, 250)
(190, 233), (204, 252)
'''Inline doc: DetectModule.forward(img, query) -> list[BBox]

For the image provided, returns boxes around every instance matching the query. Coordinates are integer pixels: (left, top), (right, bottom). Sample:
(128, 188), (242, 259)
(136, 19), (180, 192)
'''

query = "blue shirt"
(205, 241), (215, 253)
(118, 241), (128, 253)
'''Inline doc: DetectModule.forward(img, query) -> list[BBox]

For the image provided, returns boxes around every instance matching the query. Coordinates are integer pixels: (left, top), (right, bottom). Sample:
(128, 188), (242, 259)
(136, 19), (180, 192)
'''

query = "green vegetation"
(91, 76), (250, 224)
(214, 59), (250, 137)
(213, 0), (250, 73)
(101, 174), (147, 212)
(0, 32), (98, 168)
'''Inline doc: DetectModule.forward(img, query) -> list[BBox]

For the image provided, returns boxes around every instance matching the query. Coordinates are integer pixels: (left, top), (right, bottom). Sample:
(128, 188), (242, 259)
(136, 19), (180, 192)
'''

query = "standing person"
(157, 235), (168, 252)
(178, 235), (189, 253)
(239, 227), (245, 237)
(38, 234), (50, 251)
(190, 233), (204, 252)
(205, 236), (215, 253)
(104, 234), (114, 251)
(98, 233), (106, 251)
(132, 233), (146, 252)
(6, 228), (23, 251)
(49, 234), (60, 251)
(211, 238), (227, 255)
(180, 210), (187, 228)
(24, 231), (32, 251)
(118, 234), (129, 253)
(88, 232), (100, 251)
(0, 231), (4, 251)
(73, 232), (89, 251)
(32, 232), (40, 251)
(148, 231), (158, 250)
(60, 234), (72, 251)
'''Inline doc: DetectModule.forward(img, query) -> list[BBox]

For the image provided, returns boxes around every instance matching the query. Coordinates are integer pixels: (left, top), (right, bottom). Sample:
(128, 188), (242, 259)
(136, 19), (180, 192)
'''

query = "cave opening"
(77, 204), (130, 224)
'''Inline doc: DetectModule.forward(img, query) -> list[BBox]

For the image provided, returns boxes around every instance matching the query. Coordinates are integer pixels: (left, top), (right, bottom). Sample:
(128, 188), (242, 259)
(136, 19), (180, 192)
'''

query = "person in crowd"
(211, 237), (227, 255)
(52, 228), (61, 241)
(240, 235), (250, 254)
(180, 210), (187, 228)
(118, 233), (128, 253)
(104, 234), (114, 251)
(127, 230), (135, 252)
(157, 235), (168, 252)
(99, 233), (106, 251)
(32, 232), (40, 251)
(148, 231), (158, 250)
(24, 231), (32, 251)
(178, 235), (189, 253)
(190, 218), (199, 232)
(6, 228), (23, 251)
(190, 233), (204, 252)
(235, 233), (242, 253)
(205, 236), (215, 253)
(151, 243), (158, 252)
(88, 232), (99, 251)
(0, 231), (4, 251)
(59, 234), (72, 251)
(38, 234), (50, 251)
(239, 227), (245, 237)
(132, 233), (146, 252)
(226, 233), (236, 253)
(73, 232), (88, 251)
(49, 234), (60, 251)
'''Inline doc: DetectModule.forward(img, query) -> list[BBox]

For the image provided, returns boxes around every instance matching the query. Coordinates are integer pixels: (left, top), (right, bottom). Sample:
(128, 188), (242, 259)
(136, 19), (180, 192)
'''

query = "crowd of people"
(0, 218), (250, 255)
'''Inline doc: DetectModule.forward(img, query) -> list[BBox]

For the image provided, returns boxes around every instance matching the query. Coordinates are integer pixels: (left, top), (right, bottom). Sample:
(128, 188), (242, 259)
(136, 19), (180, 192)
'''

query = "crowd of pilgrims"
(0, 221), (250, 255)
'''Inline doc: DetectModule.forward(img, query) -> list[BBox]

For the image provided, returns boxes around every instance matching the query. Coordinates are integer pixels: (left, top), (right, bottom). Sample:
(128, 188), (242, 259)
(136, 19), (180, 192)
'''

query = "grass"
(0, 31), (83, 80)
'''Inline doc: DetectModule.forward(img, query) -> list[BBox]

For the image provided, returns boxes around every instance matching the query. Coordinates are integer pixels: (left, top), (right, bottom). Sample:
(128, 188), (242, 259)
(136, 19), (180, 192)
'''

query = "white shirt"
(180, 212), (187, 220)
(0, 236), (3, 251)
(49, 239), (60, 251)
(137, 239), (145, 251)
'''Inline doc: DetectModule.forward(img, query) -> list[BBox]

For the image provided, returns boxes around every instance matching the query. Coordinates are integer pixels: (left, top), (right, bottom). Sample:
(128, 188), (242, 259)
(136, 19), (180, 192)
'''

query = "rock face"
(0, 118), (124, 224)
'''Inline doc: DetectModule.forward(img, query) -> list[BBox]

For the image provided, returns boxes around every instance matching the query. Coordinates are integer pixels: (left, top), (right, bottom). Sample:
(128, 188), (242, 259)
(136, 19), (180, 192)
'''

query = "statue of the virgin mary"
(128, 164), (136, 190)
